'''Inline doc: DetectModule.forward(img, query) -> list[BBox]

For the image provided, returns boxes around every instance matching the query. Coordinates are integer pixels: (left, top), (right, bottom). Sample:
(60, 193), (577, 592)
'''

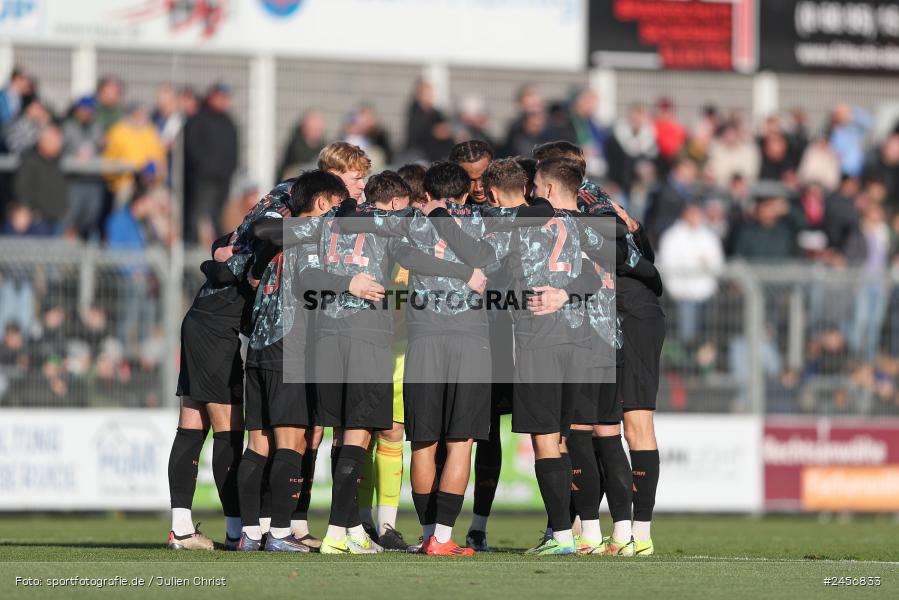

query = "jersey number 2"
(543, 218), (572, 273)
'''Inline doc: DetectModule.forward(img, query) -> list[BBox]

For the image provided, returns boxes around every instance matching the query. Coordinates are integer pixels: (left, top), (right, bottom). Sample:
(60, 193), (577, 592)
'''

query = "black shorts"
(403, 335), (491, 442)
(572, 365), (621, 426)
(488, 311), (514, 415)
(314, 335), (393, 430)
(244, 367), (314, 430)
(512, 344), (592, 434)
(176, 314), (243, 405)
(618, 315), (665, 411)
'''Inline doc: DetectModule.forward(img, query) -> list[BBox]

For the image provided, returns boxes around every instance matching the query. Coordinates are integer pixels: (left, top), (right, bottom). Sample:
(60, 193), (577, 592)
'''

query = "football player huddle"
(166, 139), (664, 558)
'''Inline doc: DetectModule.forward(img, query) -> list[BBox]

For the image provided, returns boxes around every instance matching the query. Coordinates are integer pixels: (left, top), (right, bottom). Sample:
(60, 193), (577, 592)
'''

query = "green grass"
(1, 514), (897, 599)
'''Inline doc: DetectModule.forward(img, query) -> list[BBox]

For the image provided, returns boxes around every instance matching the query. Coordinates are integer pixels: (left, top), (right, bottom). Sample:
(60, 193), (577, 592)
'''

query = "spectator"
(562, 88), (606, 178)
(455, 94), (494, 148)
(707, 120), (760, 189)
(0, 203), (48, 333)
(823, 176), (865, 264)
(105, 188), (159, 351)
(731, 182), (805, 261)
(653, 97), (687, 169)
(151, 83), (184, 152)
(14, 125), (68, 232)
(278, 107), (326, 180)
(644, 156), (698, 243)
(504, 84), (553, 157)
(62, 96), (105, 240)
(343, 105), (389, 171)
(658, 203), (724, 347)
(0, 68), (33, 128)
(95, 76), (124, 133)
(178, 86), (199, 118)
(405, 79), (453, 162)
(0, 323), (28, 371)
(184, 82), (238, 245)
(605, 103), (658, 195)
(356, 103), (392, 165)
(759, 131), (795, 182)
(103, 103), (166, 197)
(785, 108), (810, 166)
(220, 179), (260, 234)
(864, 133), (899, 212)
(849, 202), (892, 359)
(828, 104), (872, 178)
(798, 137), (841, 191)
(4, 98), (51, 155)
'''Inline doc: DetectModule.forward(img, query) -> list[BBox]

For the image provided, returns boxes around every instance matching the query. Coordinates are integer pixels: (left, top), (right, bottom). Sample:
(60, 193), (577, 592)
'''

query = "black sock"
(330, 444), (341, 480)
(270, 448), (304, 531)
(328, 444), (366, 527)
(630, 449), (660, 522)
(568, 430), (600, 521)
(435, 491), (465, 528)
(293, 449), (317, 521)
(535, 457), (572, 533)
(412, 492), (437, 526)
(237, 449), (268, 529)
(595, 435), (633, 522)
(168, 428), (206, 509)
(473, 417), (502, 519)
(259, 457), (273, 521)
(592, 437), (606, 506)
(212, 431), (243, 518)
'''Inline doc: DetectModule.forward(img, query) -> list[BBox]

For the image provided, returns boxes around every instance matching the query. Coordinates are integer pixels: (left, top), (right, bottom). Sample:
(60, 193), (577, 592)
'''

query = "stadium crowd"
(1, 66), (899, 414)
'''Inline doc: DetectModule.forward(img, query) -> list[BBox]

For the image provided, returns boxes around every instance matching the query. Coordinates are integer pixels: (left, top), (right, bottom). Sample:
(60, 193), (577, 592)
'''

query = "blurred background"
(1, 0), (898, 516)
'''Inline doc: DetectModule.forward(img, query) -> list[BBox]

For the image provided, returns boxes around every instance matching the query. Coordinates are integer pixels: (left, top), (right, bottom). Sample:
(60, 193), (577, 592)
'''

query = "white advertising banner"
(0, 409), (176, 510)
(646, 414), (763, 512)
(4, 0), (586, 69)
(0, 410), (762, 512)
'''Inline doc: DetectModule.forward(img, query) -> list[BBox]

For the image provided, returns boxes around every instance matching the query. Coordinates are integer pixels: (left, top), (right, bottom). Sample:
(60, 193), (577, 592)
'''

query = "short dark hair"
(424, 161), (470, 201)
(290, 170), (347, 214)
(483, 158), (527, 195)
(397, 163), (427, 204)
(532, 141), (586, 178)
(449, 140), (494, 165)
(536, 157), (583, 197)
(364, 170), (412, 207)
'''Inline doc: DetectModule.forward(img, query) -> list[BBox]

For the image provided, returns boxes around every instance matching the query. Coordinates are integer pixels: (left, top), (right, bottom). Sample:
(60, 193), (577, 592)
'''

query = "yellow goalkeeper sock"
(375, 438), (404, 532)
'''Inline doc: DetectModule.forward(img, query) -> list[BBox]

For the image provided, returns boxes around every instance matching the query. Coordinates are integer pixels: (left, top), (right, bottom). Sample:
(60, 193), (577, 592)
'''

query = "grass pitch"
(1, 513), (897, 599)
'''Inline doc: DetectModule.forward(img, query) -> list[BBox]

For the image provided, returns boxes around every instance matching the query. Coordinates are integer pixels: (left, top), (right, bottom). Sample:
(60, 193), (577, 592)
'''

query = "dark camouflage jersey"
(509, 208), (605, 349)
(246, 216), (326, 370)
(196, 179), (293, 301)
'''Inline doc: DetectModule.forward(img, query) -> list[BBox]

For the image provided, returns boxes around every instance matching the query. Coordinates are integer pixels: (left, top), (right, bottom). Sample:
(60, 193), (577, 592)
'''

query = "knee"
(623, 414), (656, 450)
(380, 422), (405, 443)
(247, 431), (271, 457)
(308, 426), (324, 450)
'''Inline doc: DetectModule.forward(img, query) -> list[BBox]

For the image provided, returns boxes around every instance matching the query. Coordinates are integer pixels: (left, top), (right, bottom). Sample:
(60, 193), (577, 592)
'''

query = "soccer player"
(319, 142), (368, 202)
(167, 234), (247, 551)
(449, 140), (494, 206)
(534, 141), (665, 556)
(315, 170), (484, 555)
(506, 157), (608, 556)
(464, 158), (536, 551)
(167, 177), (310, 551)
(351, 168), (427, 551)
(235, 170), (354, 553)
(337, 163), (552, 554)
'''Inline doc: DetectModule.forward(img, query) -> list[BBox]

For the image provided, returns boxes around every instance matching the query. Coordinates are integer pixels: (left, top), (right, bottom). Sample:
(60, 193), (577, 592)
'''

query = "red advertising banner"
(764, 418), (899, 511)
